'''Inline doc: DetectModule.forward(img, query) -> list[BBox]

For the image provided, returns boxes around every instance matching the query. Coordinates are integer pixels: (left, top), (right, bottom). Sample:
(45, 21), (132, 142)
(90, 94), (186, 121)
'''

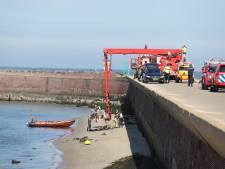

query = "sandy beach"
(55, 116), (152, 169)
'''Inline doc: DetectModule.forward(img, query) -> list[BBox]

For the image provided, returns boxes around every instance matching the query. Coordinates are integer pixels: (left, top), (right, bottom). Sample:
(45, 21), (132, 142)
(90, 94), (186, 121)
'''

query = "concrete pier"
(0, 71), (128, 102)
(126, 76), (225, 169)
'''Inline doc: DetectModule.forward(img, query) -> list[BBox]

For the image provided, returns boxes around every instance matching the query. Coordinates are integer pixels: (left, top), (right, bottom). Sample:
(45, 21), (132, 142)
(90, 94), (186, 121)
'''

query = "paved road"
(134, 79), (225, 131)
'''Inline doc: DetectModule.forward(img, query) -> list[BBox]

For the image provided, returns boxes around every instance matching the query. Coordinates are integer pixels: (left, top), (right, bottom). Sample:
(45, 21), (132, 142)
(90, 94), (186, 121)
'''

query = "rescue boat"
(27, 118), (75, 128)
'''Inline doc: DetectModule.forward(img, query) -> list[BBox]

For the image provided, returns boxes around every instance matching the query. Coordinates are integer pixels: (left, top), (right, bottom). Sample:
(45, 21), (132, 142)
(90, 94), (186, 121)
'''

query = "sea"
(0, 101), (90, 169)
(0, 67), (202, 79)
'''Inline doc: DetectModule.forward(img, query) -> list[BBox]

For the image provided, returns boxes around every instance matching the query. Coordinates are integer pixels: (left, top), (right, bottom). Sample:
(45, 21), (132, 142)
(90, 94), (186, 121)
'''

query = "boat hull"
(27, 119), (75, 128)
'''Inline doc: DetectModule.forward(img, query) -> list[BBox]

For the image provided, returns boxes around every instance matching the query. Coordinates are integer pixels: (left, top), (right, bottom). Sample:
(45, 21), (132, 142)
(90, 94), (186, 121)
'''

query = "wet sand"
(55, 116), (151, 169)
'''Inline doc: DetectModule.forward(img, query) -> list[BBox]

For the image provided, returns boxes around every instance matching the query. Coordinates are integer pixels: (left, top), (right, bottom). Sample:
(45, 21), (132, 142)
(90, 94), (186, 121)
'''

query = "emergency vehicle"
(201, 60), (219, 90)
(131, 50), (183, 81)
(141, 63), (165, 83)
(175, 62), (192, 83)
(210, 62), (225, 92)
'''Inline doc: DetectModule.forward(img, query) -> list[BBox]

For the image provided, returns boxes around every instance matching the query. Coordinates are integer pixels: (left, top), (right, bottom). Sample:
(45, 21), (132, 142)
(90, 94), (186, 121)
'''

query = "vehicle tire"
(138, 75), (140, 81)
(210, 85), (218, 92)
(159, 80), (164, 84)
(214, 86), (218, 92)
(201, 81), (206, 90)
(142, 77), (147, 83)
(210, 86), (214, 92)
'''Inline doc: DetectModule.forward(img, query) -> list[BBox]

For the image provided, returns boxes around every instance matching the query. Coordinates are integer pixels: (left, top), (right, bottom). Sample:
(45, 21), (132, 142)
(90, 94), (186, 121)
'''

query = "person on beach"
(8, 94), (11, 102)
(87, 116), (91, 131)
(113, 115), (118, 128)
(102, 109), (106, 122)
(118, 113), (124, 127)
(97, 106), (102, 123)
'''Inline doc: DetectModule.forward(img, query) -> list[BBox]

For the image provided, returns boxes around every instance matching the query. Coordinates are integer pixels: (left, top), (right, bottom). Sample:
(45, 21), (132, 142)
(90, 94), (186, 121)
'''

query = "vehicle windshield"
(208, 66), (216, 73)
(220, 65), (225, 72)
(179, 66), (188, 71)
(146, 64), (158, 69)
(147, 68), (161, 74)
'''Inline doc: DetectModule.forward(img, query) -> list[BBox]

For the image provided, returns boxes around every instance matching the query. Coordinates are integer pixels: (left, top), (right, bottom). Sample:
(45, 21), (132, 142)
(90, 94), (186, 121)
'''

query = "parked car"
(142, 63), (165, 83)
(210, 63), (225, 92)
(201, 63), (217, 90)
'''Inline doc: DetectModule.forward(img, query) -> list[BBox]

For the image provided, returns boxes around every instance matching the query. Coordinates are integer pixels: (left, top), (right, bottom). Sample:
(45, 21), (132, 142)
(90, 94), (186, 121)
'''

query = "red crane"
(103, 48), (183, 120)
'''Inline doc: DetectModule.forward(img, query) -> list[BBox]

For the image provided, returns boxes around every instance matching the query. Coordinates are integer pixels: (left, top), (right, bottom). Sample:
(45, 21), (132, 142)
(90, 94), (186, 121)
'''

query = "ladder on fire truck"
(103, 48), (183, 120)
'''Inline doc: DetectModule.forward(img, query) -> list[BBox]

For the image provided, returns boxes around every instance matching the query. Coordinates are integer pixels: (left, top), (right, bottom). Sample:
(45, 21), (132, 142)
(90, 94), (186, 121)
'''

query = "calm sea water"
(0, 101), (89, 169)
(194, 71), (201, 79)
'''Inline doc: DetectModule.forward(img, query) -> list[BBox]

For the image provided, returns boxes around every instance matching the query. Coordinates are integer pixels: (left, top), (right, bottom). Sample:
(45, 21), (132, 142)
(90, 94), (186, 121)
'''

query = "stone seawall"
(0, 71), (128, 103)
(126, 78), (225, 169)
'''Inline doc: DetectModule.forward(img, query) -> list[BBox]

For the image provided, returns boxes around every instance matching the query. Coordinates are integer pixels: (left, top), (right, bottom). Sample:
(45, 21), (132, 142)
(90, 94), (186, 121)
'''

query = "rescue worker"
(144, 44), (148, 49)
(182, 45), (187, 61)
(188, 64), (194, 87)
(163, 65), (171, 83)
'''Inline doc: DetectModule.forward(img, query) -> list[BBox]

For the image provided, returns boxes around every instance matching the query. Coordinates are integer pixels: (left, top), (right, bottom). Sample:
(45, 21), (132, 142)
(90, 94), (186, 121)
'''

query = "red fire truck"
(201, 59), (219, 90)
(209, 61), (225, 92)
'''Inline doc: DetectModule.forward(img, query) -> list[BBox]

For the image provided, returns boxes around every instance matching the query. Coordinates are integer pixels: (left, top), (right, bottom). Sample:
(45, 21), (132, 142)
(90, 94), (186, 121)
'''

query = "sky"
(1, 0), (225, 70)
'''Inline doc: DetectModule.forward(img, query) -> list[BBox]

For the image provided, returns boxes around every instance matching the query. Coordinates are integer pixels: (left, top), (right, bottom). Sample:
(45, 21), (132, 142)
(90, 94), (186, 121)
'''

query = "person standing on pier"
(163, 64), (171, 83)
(182, 45), (187, 62)
(188, 64), (194, 87)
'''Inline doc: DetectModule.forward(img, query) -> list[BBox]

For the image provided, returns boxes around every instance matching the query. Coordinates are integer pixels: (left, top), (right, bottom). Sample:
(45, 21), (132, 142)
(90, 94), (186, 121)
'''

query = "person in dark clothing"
(188, 64), (194, 87)
(87, 117), (91, 131)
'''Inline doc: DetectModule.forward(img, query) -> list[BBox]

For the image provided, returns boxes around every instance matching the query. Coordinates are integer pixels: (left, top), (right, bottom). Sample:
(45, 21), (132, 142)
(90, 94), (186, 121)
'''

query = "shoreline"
(54, 116), (88, 169)
(54, 115), (152, 169)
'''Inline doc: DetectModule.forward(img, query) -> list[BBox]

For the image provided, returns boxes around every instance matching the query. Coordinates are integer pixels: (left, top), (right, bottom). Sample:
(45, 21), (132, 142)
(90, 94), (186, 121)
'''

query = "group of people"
(163, 64), (194, 87)
(87, 106), (106, 131)
(89, 106), (106, 122)
(113, 110), (124, 128)
(87, 106), (124, 131)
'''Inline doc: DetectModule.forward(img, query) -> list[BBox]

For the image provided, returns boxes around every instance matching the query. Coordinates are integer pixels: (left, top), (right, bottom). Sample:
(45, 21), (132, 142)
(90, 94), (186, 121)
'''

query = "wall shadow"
(117, 95), (165, 169)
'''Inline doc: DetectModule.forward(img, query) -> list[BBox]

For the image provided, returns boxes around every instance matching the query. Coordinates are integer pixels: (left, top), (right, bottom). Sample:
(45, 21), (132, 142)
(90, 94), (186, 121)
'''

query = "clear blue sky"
(1, 0), (225, 70)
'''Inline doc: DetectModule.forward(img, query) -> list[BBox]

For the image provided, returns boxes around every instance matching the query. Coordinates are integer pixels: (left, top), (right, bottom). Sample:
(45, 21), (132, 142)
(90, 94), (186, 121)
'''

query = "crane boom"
(104, 48), (182, 55)
(103, 48), (183, 120)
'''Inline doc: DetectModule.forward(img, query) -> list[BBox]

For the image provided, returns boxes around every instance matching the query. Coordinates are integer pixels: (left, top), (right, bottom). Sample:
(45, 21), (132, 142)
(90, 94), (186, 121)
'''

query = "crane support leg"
(104, 53), (111, 120)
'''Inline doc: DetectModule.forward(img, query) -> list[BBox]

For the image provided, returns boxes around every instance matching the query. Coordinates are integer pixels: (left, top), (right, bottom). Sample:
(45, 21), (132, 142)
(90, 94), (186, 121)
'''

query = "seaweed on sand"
(103, 154), (161, 169)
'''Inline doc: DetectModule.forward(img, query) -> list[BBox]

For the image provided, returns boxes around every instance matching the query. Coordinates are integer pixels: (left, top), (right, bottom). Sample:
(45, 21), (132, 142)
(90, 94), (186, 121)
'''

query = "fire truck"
(201, 59), (222, 90)
(131, 49), (183, 81)
(210, 62), (225, 92)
